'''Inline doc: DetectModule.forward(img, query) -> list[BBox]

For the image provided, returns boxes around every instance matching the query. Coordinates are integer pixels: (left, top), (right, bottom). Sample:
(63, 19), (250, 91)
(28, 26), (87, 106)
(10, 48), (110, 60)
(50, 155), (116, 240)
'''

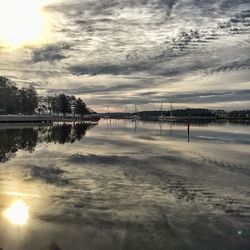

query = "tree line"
(138, 108), (215, 118)
(228, 110), (250, 118)
(0, 76), (92, 116)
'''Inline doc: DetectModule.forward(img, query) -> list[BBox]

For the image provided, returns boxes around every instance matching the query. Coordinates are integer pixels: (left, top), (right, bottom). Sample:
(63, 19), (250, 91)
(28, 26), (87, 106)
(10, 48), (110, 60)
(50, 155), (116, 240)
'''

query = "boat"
(159, 101), (176, 121)
(131, 104), (140, 120)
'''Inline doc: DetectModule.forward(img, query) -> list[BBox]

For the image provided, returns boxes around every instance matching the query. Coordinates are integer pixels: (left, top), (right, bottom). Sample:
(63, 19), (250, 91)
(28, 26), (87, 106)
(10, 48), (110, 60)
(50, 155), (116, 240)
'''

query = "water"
(0, 120), (249, 250)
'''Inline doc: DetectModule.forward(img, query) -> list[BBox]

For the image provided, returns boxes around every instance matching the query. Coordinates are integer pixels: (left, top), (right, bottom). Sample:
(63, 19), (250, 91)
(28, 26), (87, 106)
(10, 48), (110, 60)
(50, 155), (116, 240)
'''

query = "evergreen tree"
(0, 76), (94, 116)
(59, 94), (71, 117)
(75, 98), (89, 117)
(19, 86), (38, 114)
(51, 95), (60, 115)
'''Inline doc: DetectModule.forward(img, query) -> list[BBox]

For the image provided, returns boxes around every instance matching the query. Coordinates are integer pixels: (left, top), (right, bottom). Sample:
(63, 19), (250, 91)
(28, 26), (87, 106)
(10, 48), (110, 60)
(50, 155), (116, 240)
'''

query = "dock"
(0, 115), (100, 123)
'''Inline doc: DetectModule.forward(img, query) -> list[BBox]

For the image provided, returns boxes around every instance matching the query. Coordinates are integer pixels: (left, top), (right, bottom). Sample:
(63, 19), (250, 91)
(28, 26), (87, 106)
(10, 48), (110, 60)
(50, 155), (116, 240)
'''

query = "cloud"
(24, 165), (69, 186)
(210, 58), (250, 74)
(31, 44), (70, 63)
(66, 153), (134, 165)
(0, 0), (250, 110)
(164, 90), (250, 104)
(82, 89), (250, 107)
(69, 64), (132, 76)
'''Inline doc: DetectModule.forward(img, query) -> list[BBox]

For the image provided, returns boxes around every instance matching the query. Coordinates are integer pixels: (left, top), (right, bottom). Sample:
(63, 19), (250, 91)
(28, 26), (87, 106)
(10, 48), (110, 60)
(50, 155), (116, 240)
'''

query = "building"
(215, 110), (228, 118)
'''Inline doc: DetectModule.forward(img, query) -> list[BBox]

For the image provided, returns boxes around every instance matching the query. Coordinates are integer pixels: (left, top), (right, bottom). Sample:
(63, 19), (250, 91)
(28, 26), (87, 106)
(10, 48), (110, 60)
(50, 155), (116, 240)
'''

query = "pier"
(0, 115), (100, 123)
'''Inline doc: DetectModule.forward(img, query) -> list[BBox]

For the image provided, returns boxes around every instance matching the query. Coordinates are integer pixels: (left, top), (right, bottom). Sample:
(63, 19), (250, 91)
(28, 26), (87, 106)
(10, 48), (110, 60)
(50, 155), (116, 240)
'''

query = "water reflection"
(187, 122), (190, 143)
(3, 200), (29, 226)
(159, 121), (190, 141)
(102, 119), (250, 145)
(0, 119), (249, 249)
(0, 122), (96, 162)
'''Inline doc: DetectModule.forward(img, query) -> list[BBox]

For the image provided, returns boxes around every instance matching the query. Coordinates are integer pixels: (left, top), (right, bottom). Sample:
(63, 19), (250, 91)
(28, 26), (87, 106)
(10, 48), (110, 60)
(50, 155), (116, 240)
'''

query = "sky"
(0, 0), (249, 112)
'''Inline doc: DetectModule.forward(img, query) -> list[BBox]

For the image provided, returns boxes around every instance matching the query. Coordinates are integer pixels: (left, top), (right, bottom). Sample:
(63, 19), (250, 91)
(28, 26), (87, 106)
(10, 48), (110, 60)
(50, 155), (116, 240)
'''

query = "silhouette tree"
(19, 86), (38, 114)
(75, 98), (90, 117)
(51, 95), (60, 115)
(0, 76), (94, 116)
(59, 94), (71, 117)
(0, 76), (19, 114)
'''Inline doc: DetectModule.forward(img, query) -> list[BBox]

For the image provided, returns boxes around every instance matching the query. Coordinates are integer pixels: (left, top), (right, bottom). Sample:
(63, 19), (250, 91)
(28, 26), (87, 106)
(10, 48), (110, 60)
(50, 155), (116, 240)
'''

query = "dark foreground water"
(0, 120), (249, 250)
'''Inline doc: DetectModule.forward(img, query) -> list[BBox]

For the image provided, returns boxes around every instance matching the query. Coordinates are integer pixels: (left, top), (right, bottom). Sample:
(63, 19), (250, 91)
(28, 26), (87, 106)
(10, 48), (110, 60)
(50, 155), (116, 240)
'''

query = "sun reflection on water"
(3, 200), (29, 225)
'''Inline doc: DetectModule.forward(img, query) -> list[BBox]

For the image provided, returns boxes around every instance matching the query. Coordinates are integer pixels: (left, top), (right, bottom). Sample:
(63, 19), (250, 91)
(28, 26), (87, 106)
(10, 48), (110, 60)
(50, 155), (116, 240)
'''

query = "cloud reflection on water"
(0, 120), (249, 249)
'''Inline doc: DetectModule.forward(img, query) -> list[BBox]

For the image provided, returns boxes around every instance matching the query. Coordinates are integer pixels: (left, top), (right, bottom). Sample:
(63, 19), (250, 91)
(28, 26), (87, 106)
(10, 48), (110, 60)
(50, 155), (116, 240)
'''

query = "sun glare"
(0, 0), (48, 47)
(3, 200), (29, 225)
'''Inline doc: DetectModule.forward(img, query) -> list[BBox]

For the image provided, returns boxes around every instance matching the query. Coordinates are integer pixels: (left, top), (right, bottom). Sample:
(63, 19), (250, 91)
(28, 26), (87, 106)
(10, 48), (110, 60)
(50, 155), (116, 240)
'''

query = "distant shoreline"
(0, 114), (249, 124)
(100, 114), (250, 122)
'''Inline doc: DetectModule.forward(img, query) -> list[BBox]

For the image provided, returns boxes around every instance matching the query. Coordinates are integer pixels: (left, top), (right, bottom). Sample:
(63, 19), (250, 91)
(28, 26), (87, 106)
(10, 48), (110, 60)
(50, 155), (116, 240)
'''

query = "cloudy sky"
(0, 0), (250, 111)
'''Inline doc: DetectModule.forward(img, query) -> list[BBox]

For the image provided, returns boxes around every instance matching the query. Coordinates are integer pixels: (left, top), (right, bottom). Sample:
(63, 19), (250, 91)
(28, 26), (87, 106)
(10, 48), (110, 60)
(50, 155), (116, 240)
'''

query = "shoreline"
(0, 115), (100, 123)
(0, 114), (249, 124)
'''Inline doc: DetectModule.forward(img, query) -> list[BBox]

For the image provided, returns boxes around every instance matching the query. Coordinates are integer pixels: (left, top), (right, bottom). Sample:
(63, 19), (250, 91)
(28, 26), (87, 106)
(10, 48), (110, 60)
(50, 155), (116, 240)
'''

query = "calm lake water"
(0, 119), (249, 250)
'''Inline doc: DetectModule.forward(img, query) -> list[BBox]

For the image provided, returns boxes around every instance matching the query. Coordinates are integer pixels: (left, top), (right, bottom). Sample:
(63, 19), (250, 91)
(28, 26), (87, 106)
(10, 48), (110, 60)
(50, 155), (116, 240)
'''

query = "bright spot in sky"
(0, 0), (48, 46)
(237, 230), (243, 236)
(3, 200), (29, 225)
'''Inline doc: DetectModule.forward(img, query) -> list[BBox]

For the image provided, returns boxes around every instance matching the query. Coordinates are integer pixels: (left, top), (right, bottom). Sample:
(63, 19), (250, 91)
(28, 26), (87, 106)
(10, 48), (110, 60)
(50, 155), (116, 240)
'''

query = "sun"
(0, 0), (48, 47)
(3, 200), (30, 225)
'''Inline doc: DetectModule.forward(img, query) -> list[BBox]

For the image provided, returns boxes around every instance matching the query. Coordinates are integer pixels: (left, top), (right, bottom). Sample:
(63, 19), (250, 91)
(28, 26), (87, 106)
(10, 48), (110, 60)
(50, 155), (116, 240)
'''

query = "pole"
(170, 101), (173, 117)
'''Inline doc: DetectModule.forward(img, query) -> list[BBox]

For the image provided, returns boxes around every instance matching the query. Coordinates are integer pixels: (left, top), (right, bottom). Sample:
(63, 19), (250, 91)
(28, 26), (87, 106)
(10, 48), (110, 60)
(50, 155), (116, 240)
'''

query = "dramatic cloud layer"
(0, 0), (249, 111)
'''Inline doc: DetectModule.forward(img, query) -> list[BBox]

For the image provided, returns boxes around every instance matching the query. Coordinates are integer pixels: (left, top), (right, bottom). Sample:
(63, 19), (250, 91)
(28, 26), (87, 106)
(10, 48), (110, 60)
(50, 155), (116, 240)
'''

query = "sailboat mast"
(170, 101), (173, 117)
